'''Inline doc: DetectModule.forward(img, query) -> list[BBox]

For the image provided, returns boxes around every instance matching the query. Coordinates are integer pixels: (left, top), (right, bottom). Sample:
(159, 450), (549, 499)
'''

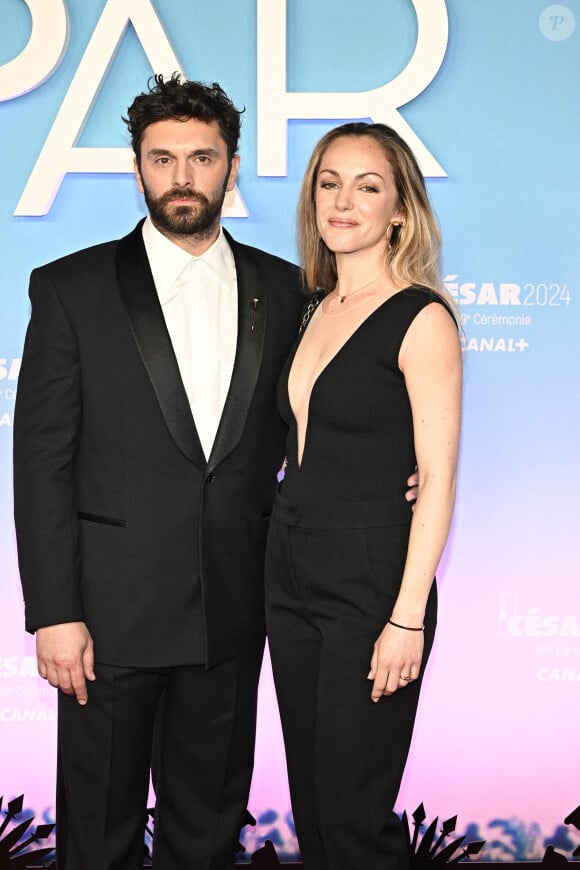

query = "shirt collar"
(142, 216), (234, 305)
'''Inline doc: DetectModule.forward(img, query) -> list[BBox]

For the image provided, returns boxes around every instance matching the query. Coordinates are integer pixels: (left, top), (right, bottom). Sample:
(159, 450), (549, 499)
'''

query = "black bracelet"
(388, 619), (424, 632)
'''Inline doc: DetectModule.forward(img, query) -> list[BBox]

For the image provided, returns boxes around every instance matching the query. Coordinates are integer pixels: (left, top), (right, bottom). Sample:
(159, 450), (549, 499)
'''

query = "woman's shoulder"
(400, 284), (446, 304)
(397, 285), (457, 324)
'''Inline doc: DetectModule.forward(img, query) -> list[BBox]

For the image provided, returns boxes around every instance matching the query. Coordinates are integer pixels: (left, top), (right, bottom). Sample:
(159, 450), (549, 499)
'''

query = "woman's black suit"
(265, 288), (443, 870)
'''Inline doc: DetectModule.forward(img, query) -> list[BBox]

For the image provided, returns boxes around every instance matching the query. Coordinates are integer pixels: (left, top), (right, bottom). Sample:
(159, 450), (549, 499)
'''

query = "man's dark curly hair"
(124, 73), (244, 166)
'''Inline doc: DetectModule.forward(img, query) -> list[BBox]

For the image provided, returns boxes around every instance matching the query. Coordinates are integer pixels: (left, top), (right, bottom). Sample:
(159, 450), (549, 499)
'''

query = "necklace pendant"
(339, 296), (345, 304)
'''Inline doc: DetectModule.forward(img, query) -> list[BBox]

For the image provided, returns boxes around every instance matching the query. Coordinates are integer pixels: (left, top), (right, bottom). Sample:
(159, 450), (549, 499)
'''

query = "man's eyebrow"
(146, 147), (220, 158)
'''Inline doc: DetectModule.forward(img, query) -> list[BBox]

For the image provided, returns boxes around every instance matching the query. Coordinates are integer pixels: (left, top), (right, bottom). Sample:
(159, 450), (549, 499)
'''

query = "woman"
(265, 122), (462, 870)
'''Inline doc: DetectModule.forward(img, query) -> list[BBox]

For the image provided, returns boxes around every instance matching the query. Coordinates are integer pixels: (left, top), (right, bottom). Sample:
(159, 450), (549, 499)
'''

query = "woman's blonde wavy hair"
(297, 122), (452, 311)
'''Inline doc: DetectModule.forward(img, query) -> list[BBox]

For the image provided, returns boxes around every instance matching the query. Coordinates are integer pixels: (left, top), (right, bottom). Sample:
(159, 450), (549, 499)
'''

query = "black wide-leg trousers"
(265, 495), (436, 870)
(56, 647), (263, 870)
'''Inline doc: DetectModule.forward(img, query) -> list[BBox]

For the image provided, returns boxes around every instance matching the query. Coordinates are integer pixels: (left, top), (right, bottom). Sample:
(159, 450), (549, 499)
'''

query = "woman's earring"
(386, 221), (403, 246)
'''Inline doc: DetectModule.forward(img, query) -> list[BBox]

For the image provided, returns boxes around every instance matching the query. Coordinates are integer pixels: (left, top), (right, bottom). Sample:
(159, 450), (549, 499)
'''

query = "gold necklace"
(336, 270), (386, 303)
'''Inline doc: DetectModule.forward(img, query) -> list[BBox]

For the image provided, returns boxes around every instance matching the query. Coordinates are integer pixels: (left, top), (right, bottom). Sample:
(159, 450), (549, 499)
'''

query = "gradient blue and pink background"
(0, 0), (578, 860)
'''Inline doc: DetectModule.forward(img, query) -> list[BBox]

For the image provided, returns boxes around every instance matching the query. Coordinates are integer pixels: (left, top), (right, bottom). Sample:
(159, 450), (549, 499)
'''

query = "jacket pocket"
(78, 511), (128, 528)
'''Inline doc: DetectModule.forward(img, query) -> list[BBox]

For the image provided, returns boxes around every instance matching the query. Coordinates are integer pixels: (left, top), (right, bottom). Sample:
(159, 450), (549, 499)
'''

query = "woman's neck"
(334, 251), (388, 294)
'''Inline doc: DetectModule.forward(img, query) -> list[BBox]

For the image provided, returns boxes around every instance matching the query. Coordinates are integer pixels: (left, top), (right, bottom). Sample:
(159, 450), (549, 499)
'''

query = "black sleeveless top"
(278, 286), (453, 503)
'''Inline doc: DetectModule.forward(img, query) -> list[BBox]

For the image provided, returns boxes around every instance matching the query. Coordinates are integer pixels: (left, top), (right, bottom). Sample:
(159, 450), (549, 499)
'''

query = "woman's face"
(314, 135), (403, 258)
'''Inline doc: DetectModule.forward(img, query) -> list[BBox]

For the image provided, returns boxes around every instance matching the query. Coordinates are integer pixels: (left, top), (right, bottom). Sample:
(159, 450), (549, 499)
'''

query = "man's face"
(135, 117), (239, 246)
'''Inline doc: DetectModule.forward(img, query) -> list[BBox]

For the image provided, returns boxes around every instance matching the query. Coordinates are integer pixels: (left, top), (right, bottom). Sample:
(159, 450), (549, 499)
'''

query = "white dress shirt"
(142, 217), (238, 460)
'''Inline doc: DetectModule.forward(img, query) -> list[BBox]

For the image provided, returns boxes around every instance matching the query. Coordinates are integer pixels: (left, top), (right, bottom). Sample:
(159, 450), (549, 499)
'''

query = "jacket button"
(205, 473), (216, 485)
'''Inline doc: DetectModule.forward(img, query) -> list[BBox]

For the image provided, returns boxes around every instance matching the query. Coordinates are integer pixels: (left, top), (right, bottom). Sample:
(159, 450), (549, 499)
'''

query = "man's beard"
(143, 178), (228, 240)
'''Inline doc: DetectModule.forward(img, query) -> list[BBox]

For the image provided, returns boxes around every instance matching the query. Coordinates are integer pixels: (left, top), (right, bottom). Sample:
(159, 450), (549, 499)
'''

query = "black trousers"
(56, 646), (263, 870)
(265, 495), (436, 870)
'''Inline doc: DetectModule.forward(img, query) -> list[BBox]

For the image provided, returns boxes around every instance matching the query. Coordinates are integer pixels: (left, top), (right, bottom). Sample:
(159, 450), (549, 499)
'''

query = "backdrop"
(0, 0), (578, 861)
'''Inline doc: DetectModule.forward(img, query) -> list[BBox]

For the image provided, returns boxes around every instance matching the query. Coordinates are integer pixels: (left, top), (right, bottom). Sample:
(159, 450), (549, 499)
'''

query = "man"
(13, 74), (303, 870)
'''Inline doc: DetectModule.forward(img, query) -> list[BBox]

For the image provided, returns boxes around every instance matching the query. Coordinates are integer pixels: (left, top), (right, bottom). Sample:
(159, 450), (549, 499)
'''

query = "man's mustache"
(158, 188), (209, 206)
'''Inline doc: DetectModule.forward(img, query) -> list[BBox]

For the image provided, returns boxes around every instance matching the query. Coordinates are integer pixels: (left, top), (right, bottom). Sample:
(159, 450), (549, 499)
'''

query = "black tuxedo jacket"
(14, 222), (303, 668)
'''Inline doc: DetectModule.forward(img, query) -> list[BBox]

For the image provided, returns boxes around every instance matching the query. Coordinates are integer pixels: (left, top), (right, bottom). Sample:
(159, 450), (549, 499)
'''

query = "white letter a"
(15, 0), (247, 217)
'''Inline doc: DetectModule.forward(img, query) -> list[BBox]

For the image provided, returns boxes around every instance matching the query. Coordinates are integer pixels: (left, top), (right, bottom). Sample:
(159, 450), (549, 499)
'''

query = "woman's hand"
(367, 621), (424, 701)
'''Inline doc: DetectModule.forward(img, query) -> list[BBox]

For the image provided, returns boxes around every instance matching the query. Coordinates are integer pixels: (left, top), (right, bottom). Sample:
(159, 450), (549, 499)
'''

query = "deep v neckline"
(289, 289), (406, 469)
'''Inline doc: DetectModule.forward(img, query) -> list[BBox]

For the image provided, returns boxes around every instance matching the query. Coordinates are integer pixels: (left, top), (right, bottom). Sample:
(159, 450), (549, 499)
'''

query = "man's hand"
(405, 468), (419, 504)
(36, 622), (95, 705)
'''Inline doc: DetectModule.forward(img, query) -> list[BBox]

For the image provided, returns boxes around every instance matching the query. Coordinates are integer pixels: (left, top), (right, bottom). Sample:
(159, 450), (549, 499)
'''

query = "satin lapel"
(208, 231), (266, 470)
(115, 222), (206, 468)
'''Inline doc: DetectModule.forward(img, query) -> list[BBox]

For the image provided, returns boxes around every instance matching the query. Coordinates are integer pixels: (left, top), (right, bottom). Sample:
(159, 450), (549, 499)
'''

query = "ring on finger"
(400, 674), (412, 682)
